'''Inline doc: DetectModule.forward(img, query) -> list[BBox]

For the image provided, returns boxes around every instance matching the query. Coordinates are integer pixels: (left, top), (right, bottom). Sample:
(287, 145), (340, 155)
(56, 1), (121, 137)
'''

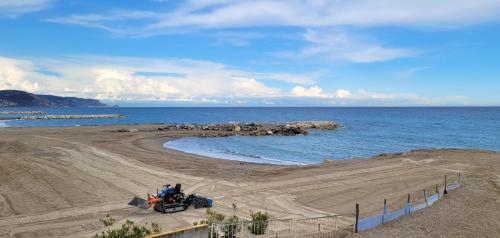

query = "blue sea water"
(1, 107), (499, 164)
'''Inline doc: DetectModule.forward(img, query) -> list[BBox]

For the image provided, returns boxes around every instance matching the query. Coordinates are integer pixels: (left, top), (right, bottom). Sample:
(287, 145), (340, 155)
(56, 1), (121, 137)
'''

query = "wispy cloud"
(147, 0), (500, 30)
(42, 0), (500, 65)
(394, 66), (431, 80)
(45, 10), (162, 35)
(0, 0), (53, 17)
(46, 1), (500, 35)
(257, 72), (318, 85)
(278, 29), (416, 63)
(210, 31), (266, 46)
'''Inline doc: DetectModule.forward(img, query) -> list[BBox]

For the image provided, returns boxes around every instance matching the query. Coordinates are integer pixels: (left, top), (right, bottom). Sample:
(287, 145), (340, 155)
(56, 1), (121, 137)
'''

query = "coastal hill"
(0, 90), (106, 107)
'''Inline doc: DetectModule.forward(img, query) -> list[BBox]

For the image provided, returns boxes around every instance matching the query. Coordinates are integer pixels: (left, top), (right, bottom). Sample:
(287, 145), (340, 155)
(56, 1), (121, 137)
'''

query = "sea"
(1, 107), (499, 165)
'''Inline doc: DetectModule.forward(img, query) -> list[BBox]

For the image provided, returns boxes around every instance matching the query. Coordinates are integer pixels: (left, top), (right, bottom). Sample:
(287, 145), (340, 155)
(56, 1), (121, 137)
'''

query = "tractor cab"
(154, 183), (194, 213)
(163, 183), (183, 204)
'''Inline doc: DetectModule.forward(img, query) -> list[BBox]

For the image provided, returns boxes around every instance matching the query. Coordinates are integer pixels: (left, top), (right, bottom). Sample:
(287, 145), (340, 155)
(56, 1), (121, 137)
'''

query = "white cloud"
(0, 57), (41, 91)
(288, 87), (413, 102)
(230, 77), (280, 97)
(0, 55), (286, 101)
(88, 68), (180, 100)
(0, 0), (53, 17)
(0, 55), (471, 106)
(290, 85), (324, 97)
(335, 89), (352, 98)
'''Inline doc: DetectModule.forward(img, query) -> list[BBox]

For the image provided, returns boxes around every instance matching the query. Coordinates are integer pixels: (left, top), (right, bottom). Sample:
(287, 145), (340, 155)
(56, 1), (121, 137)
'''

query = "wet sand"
(1, 124), (499, 237)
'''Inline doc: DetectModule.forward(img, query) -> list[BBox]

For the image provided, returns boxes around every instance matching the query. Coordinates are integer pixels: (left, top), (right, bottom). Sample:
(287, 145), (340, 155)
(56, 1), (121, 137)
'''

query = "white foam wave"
(164, 139), (305, 166)
(0, 120), (10, 128)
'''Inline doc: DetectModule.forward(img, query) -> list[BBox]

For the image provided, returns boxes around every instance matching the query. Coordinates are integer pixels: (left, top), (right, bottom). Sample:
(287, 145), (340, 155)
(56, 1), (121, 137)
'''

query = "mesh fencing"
(209, 215), (352, 238)
(357, 174), (462, 233)
(209, 175), (462, 236)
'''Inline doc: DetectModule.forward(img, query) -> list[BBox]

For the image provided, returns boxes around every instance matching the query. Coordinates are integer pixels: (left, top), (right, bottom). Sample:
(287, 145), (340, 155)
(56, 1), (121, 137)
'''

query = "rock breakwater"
(0, 111), (46, 115)
(0, 114), (125, 120)
(118, 121), (341, 137)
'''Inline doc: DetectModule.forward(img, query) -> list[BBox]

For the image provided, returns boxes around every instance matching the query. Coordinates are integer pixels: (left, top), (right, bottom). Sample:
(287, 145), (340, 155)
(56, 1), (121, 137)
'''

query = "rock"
(234, 125), (241, 132)
(289, 121), (341, 130)
(323, 159), (334, 164)
(266, 130), (273, 135)
(117, 128), (138, 132)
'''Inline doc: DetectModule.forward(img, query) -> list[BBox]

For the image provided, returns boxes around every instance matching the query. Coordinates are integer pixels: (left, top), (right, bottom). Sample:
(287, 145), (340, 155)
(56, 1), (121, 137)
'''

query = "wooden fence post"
(407, 193), (411, 214)
(354, 203), (359, 233)
(458, 172), (461, 184)
(444, 175), (448, 195)
(436, 184), (439, 199)
(423, 189), (428, 207)
(382, 199), (387, 224)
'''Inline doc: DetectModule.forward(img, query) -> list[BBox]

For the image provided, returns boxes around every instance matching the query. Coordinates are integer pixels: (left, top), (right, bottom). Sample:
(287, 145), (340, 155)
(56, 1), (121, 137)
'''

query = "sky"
(1, 0), (500, 106)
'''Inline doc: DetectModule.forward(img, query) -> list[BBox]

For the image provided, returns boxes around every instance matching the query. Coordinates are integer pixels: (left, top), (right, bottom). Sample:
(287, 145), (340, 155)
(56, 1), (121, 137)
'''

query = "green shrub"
(195, 209), (269, 237)
(247, 211), (269, 235)
(220, 215), (240, 238)
(195, 209), (241, 238)
(151, 223), (161, 233)
(100, 214), (115, 227)
(95, 215), (161, 238)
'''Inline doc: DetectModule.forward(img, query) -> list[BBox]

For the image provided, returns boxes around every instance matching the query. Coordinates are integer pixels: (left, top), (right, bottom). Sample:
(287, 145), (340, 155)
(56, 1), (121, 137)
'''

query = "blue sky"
(1, 0), (500, 106)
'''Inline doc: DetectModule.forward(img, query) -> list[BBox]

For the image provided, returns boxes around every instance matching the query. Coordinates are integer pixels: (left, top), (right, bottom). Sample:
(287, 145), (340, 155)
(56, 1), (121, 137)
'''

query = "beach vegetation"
(94, 214), (161, 238)
(196, 209), (240, 238)
(248, 211), (269, 235)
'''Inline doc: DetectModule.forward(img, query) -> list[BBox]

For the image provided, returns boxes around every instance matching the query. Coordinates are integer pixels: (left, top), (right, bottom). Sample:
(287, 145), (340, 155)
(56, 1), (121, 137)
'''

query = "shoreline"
(2, 121), (499, 166)
(0, 124), (499, 237)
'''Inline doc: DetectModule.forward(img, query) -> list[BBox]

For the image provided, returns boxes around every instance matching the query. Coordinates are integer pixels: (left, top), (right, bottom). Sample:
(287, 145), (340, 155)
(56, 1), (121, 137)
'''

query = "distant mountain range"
(0, 90), (106, 107)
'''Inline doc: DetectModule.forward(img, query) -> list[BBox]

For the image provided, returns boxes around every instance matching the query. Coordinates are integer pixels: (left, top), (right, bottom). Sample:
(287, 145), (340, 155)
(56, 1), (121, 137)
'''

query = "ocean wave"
(0, 120), (10, 128)
(164, 139), (305, 166)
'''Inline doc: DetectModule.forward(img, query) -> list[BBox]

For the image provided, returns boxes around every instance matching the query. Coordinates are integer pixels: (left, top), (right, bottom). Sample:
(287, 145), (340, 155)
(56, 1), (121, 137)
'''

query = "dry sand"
(0, 124), (499, 237)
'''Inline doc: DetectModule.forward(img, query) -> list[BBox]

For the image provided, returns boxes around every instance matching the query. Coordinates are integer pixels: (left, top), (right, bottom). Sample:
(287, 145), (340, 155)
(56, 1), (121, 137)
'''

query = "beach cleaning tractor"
(128, 183), (213, 213)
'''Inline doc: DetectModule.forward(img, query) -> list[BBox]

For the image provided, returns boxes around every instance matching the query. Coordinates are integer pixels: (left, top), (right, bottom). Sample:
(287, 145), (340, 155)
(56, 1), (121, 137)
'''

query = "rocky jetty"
(118, 121), (341, 137)
(0, 111), (46, 115)
(0, 114), (125, 120)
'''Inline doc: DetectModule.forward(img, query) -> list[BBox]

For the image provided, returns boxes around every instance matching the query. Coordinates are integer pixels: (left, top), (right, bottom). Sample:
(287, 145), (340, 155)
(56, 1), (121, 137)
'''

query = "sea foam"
(164, 138), (305, 166)
(0, 121), (9, 128)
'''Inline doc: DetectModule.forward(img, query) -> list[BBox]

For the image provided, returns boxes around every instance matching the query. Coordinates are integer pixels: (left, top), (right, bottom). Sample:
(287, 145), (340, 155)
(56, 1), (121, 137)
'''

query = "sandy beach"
(1, 124), (499, 237)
